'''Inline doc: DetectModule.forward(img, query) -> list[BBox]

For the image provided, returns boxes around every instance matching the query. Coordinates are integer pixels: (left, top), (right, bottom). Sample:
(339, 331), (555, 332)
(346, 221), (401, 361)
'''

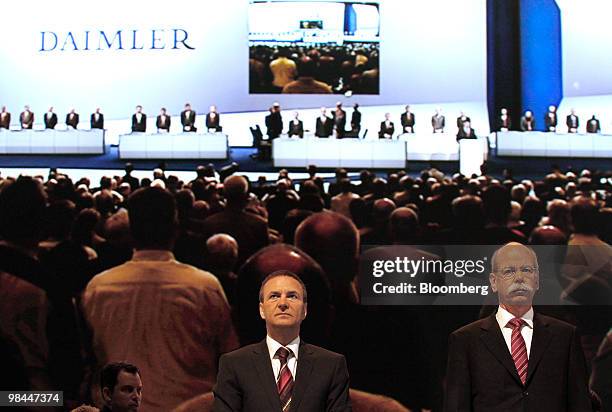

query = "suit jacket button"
(523, 391), (528, 397)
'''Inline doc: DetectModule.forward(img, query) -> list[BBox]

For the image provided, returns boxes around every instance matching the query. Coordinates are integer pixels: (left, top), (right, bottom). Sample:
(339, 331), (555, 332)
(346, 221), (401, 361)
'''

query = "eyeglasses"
(495, 266), (538, 280)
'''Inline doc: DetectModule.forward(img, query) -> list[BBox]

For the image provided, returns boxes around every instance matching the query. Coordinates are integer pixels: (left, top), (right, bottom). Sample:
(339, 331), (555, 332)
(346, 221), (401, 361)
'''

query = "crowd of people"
(0, 162), (610, 411)
(249, 43), (380, 95)
(499, 105), (603, 133)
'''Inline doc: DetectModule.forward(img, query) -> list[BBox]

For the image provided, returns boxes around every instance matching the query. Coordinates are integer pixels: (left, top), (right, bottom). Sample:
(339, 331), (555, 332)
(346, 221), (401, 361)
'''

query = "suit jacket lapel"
(290, 341), (314, 412)
(252, 340), (283, 411)
(479, 313), (523, 386)
(525, 312), (552, 386)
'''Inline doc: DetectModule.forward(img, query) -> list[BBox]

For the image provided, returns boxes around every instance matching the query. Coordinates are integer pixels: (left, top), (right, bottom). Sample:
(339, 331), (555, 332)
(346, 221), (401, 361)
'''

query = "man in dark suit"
(90, 108), (104, 129)
(206, 105), (222, 132)
(544, 105), (557, 132)
(400, 105), (415, 133)
(586, 115), (601, 133)
(66, 108), (79, 129)
(131, 105), (147, 132)
(444, 243), (591, 412)
(332, 102), (346, 138)
(287, 111), (304, 138)
(350, 103), (361, 136)
(213, 270), (351, 412)
(566, 109), (579, 133)
(20, 105), (34, 129)
(456, 111), (471, 131)
(432, 108), (445, 133)
(499, 108), (511, 131)
(181, 103), (197, 132)
(315, 107), (333, 138)
(0, 106), (10, 129)
(379, 112), (394, 139)
(44, 107), (58, 129)
(156, 107), (171, 132)
(265, 103), (283, 140)
(456, 120), (477, 142)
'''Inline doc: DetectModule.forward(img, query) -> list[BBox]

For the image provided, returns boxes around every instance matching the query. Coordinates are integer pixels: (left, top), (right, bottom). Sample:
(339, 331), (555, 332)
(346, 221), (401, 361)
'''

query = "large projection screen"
(0, 0), (486, 121)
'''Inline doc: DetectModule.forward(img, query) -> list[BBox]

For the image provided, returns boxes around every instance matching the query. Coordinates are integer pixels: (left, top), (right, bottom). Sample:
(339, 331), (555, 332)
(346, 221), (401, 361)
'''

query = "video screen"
(248, 0), (380, 95)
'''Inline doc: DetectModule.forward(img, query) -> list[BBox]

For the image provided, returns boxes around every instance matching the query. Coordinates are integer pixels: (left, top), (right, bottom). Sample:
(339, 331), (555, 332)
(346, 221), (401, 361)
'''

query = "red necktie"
(507, 318), (528, 385)
(276, 347), (294, 411)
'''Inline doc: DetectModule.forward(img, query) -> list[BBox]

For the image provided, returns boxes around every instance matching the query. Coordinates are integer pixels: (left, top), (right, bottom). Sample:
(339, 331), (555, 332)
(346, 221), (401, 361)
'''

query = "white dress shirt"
(496, 306), (534, 358)
(266, 335), (300, 381)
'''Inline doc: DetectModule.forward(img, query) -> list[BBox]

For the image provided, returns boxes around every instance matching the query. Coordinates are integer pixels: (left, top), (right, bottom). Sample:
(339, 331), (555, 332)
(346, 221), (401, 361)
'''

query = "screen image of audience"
(249, 43), (380, 95)
(0, 163), (610, 411)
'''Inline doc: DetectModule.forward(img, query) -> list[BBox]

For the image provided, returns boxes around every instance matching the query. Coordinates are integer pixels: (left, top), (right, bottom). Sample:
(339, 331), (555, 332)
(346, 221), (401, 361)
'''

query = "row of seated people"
(0, 164), (610, 411)
(0, 103), (223, 133)
(264, 102), (477, 140)
(498, 105), (603, 133)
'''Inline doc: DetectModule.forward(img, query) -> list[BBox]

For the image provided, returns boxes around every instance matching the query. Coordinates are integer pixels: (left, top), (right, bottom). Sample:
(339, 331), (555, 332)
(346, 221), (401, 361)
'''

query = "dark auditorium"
(0, 1), (610, 412)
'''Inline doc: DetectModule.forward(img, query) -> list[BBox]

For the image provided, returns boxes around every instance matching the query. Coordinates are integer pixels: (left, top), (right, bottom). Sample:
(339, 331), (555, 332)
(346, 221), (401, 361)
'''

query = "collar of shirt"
(266, 335), (300, 363)
(131, 249), (175, 262)
(496, 305), (534, 330)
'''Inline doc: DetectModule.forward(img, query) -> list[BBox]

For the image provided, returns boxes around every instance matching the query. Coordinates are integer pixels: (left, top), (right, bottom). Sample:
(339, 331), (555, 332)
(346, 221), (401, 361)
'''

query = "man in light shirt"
(444, 242), (591, 412)
(131, 105), (146, 132)
(44, 107), (58, 129)
(213, 271), (351, 412)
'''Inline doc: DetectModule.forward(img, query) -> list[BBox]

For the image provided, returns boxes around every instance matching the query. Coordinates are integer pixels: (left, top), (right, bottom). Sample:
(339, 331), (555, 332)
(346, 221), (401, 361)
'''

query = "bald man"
(206, 234), (239, 304)
(444, 243), (590, 412)
(295, 212), (360, 306)
(201, 176), (268, 268)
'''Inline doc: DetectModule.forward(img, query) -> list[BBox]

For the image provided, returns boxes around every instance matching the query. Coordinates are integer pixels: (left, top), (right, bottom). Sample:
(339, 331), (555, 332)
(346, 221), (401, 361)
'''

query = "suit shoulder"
(450, 316), (491, 338)
(538, 313), (576, 334)
(220, 343), (262, 361)
(304, 343), (346, 361)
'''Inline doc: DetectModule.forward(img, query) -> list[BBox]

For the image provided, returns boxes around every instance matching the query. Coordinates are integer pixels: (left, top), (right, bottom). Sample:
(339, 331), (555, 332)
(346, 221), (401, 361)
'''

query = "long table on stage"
(272, 137), (406, 168)
(272, 134), (488, 168)
(496, 131), (612, 157)
(0, 129), (105, 154)
(118, 132), (228, 159)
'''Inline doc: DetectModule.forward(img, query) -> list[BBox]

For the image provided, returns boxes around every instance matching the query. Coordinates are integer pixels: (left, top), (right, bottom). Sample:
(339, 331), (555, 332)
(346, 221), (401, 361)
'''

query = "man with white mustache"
(444, 242), (591, 412)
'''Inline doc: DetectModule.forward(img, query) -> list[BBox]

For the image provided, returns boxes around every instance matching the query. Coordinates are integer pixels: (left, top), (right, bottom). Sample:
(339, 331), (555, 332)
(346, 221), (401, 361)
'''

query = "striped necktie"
(276, 347), (294, 412)
(507, 318), (528, 385)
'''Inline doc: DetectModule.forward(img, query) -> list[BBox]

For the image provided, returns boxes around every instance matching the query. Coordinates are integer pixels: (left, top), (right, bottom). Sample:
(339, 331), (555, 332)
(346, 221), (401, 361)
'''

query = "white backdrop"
(0, 0), (487, 121)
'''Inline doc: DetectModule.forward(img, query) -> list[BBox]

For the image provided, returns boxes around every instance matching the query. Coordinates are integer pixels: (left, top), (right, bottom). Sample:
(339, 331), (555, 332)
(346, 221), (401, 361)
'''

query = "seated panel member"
(566, 109), (579, 133)
(156, 107), (171, 132)
(400, 105), (415, 133)
(544, 105), (557, 132)
(90, 108), (104, 129)
(181, 103), (197, 132)
(44, 107), (58, 129)
(432, 108), (445, 133)
(206, 105), (222, 132)
(287, 111), (304, 138)
(586, 115), (600, 134)
(20, 105), (34, 129)
(212, 271), (351, 412)
(379, 113), (395, 139)
(456, 120), (477, 142)
(520, 110), (535, 131)
(445, 243), (591, 412)
(499, 107), (511, 131)
(0, 106), (11, 129)
(131, 105), (147, 133)
(66, 108), (79, 129)
(315, 107), (333, 138)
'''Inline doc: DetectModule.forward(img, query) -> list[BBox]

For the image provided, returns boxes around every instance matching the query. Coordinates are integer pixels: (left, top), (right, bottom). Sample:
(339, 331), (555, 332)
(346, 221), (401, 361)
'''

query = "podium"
(459, 138), (487, 177)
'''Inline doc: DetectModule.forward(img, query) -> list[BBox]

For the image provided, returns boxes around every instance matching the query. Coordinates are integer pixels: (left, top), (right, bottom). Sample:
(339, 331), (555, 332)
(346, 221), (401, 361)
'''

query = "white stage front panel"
(0, 129), (104, 154)
(496, 131), (612, 157)
(118, 132), (228, 159)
